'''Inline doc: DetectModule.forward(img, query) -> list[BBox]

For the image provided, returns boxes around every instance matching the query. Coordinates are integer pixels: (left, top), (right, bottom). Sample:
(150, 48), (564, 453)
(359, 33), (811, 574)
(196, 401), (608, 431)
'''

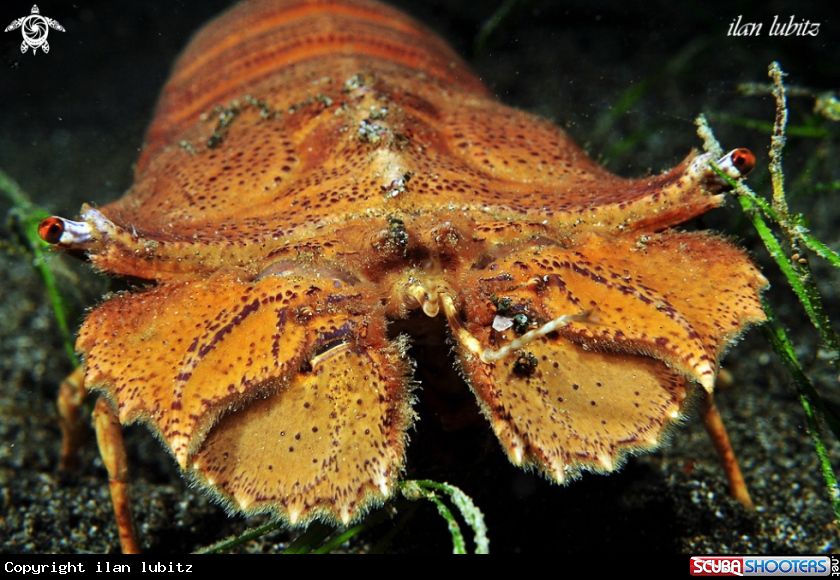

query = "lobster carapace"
(39, 0), (766, 553)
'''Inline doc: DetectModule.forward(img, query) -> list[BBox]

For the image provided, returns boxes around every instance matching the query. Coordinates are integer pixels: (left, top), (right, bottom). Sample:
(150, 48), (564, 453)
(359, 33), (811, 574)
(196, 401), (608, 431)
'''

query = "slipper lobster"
(39, 0), (766, 553)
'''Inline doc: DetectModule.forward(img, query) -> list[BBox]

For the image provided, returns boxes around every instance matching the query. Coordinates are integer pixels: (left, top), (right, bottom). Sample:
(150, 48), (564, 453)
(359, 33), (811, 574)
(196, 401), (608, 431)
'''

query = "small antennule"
(441, 294), (597, 364)
(481, 311), (592, 363)
(575, 309), (599, 325)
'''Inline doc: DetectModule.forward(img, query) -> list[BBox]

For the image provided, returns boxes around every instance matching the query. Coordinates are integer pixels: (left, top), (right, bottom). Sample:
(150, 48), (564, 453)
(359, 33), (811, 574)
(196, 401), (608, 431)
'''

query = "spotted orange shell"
(40, 0), (766, 526)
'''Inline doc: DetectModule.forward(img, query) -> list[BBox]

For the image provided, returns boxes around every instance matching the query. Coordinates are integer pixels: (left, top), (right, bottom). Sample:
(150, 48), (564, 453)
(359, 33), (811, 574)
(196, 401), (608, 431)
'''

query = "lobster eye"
(731, 148), (756, 174)
(38, 216), (66, 244)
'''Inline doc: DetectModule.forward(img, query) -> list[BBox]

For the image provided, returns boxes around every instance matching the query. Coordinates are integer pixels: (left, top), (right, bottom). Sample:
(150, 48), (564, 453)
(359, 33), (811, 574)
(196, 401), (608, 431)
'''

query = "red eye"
(731, 148), (756, 174)
(38, 216), (65, 244)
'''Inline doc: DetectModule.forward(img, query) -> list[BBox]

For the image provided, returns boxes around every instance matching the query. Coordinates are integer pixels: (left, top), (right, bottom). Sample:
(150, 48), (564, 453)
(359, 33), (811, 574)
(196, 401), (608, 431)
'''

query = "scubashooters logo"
(692, 557), (744, 577)
(691, 556), (835, 577)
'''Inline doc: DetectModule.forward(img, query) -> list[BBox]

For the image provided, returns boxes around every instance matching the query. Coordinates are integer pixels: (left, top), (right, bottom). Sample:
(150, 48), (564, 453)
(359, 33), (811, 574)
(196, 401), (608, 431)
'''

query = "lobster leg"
(57, 365), (87, 472)
(93, 397), (141, 554)
(700, 391), (754, 509)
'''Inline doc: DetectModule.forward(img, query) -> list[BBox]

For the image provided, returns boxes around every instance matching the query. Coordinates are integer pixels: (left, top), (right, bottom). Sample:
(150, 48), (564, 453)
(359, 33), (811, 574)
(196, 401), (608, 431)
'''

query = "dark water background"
(0, 0), (837, 553)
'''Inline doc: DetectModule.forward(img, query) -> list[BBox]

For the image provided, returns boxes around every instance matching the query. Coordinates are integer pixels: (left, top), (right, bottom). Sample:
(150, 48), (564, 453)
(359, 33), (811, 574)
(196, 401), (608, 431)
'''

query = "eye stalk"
(37, 215), (96, 247)
(691, 148), (757, 193)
